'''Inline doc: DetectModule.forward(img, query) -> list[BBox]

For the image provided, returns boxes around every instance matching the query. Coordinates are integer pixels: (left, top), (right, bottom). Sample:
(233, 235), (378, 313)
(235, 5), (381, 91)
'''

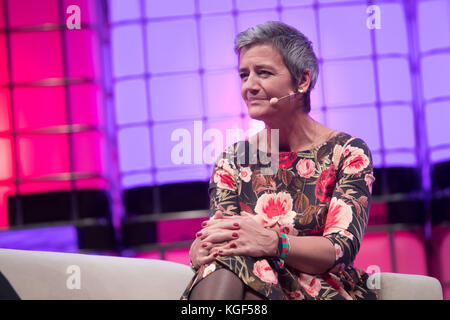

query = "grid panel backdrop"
(109, 0), (449, 186)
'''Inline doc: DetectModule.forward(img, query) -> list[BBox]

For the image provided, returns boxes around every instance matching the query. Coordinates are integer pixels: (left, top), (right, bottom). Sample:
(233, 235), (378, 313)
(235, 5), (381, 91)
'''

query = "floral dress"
(181, 132), (378, 300)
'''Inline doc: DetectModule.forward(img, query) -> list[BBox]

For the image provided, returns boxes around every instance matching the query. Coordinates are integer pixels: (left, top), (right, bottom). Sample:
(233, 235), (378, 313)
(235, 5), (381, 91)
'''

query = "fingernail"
(201, 242), (207, 248)
(230, 243), (237, 248)
(218, 250), (223, 254)
(233, 222), (239, 227)
(214, 253), (219, 257)
(201, 221), (207, 227)
(232, 232), (238, 237)
(196, 232), (202, 237)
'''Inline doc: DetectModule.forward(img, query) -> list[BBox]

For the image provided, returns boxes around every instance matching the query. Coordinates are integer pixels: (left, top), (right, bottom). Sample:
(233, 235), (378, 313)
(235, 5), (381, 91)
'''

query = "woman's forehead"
(238, 43), (284, 68)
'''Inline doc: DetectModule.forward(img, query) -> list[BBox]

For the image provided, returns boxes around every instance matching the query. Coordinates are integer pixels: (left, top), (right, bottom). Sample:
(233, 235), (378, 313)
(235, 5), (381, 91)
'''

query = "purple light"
(118, 126), (152, 172)
(319, 5), (371, 59)
(235, 0), (277, 11)
(421, 53), (450, 100)
(377, 58), (412, 102)
(108, 0), (141, 22)
(0, 225), (78, 253)
(374, 3), (408, 54)
(327, 106), (380, 152)
(200, 15), (236, 70)
(418, 0), (450, 52)
(237, 10), (278, 33)
(114, 79), (149, 125)
(112, 24), (145, 77)
(204, 71), (242, 118)
(145, 0), (195, 18)
(146, 19), (200, 74)
(322, 59), (376, 107)
(381, 105), (416, 149)
(198, 0), (233, 14)
(149, 73), (203, 121)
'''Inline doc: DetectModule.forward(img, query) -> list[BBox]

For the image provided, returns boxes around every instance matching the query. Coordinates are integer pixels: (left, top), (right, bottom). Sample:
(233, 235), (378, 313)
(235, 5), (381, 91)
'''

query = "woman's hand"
(198, 214), (279, 258)
(189, 236), (217, 270)
(189, 211), (235, 269)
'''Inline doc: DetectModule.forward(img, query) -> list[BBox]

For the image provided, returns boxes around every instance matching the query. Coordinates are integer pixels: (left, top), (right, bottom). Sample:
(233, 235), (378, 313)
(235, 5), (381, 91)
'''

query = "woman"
(181, 21), (377, 300)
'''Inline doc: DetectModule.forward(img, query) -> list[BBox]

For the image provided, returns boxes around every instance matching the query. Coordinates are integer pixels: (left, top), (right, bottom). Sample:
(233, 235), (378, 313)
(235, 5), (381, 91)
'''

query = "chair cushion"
(0, 249), (194, 299)
(369, 272), (443, 300)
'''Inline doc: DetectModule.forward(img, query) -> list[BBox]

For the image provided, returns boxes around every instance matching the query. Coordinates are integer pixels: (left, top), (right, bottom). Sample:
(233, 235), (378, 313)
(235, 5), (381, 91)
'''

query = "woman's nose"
(243, 74), (260, 93)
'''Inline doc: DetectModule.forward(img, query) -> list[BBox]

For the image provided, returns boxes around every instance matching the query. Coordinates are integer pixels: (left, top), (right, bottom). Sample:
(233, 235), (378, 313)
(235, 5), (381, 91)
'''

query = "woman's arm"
(286, 137), (375, 274)
(283, 235), (335, 274)
(201, 217), (335, 274)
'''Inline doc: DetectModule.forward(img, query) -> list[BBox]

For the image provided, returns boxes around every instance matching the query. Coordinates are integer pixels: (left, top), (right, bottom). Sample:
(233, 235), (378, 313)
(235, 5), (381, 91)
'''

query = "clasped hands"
(190, 211), (279, 270)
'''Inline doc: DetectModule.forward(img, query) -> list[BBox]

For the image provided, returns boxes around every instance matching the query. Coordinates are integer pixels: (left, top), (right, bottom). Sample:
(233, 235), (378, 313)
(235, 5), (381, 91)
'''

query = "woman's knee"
(190, 268), (244, 300)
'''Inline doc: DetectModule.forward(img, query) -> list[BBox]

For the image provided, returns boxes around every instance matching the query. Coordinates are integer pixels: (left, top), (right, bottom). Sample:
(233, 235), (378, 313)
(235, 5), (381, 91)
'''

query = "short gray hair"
(235, 21), (319, 112)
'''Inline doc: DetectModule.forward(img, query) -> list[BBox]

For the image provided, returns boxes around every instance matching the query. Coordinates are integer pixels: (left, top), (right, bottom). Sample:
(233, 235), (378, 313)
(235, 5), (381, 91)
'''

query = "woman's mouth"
(248, 98), (266, 105)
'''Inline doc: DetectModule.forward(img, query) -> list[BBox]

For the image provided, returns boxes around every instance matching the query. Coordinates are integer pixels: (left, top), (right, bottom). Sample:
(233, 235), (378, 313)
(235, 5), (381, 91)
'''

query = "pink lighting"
(354, 232), (393, 273)
(157, 217), (207, 244)
(65, 30), (101, 79)
(394, 230), (428, 276)
(14, 86), (67, 130)
(354, 230), (428, 276)
(0, 0), (110, 232)
(69, 83), (104, 126)
(7, 0), (58, 28)
(18, 134), (70, 178)
(0, 35), (8, 85)
(10, 31), (63, 84)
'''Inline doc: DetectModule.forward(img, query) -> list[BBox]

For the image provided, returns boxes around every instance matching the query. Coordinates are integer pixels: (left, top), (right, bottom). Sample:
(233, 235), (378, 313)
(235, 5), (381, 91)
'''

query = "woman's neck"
(263, 112), (333, 152)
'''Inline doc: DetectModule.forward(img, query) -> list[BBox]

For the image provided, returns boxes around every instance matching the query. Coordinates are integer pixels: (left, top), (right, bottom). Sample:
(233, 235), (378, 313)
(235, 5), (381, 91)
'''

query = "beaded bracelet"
(277, 233), (290, 268)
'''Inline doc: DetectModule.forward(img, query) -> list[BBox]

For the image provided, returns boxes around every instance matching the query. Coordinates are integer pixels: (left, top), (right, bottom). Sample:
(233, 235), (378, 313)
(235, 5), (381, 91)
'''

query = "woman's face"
(238, 43), (298, 122)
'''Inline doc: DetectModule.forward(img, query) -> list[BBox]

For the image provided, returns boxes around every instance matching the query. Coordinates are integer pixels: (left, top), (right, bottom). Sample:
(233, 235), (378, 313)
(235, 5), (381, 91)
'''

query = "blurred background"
(0, 0), (448, 299)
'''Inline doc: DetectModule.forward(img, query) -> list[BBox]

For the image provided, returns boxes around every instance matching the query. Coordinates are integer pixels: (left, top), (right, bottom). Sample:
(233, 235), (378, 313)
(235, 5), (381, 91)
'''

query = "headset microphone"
(269, 88), (303, 105)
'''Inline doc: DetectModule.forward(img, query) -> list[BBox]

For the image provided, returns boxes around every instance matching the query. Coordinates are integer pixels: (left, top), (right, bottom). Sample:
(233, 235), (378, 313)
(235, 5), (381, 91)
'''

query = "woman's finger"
(202, 210), (224, 227)
(200, 219), (241, 233)
(217, 240), (250, 257)
(202, 214), (244, 228)
(213, 210), (224, 219)
(210, 241), (243, 257)
(199, 228), (239, 244)
(200, 240), (230, 251)
(197, 249), (219, 266)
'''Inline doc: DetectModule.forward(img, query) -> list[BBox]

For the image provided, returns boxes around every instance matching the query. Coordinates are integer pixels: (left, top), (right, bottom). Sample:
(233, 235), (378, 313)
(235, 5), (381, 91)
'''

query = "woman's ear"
(297, 69), (311, 92)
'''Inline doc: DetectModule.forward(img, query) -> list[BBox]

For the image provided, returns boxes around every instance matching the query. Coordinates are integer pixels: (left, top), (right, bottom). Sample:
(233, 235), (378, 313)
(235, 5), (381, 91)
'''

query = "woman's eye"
(239, 71), (270, 79)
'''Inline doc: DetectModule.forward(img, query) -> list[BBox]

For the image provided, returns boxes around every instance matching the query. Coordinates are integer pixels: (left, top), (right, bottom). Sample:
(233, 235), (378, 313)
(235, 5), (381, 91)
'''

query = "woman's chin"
(248, 106), (270, 120)
(248, 112), (266, 121)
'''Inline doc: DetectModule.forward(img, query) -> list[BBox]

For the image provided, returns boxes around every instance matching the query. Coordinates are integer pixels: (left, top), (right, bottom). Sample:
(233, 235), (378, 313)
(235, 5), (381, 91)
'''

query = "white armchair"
(0, 249), (443, 300)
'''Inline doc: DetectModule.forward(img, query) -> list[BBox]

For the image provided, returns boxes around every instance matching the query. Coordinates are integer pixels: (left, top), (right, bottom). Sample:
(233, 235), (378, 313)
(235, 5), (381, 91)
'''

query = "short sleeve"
(323, 137), (376, 272)
(208, 144), (242, 218)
